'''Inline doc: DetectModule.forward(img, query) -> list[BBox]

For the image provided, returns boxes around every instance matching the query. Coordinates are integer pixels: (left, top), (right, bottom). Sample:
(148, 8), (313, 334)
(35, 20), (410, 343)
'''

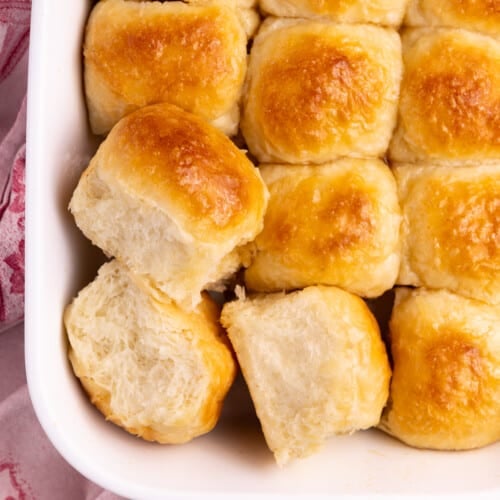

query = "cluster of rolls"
(380, 3), (500, 452)
(64, 0), (500, 465)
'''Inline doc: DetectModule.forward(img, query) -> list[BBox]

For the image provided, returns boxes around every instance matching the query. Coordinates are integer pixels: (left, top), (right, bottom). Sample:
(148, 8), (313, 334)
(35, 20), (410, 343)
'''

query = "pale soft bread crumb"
(64, 260), (236, 444)
(69, 104), (268, 310)
(221, 286), (391, 465)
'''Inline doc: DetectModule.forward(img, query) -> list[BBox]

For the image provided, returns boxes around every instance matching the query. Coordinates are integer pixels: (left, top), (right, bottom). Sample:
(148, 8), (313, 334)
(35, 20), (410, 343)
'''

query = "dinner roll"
(64, 260), (236, 444)
(244, 159), (401, 297)
(405, 0), (500, 37)
(84, 0), (248, 135)
(260, 0), (408, 26)
(395, 163), (500, 305)
(389, 29), (500, 164)
(69, 103), (268, 309)
(380, 288), (500, 450)
(241, 19), (402, 164)
(221, 286), (391, 465)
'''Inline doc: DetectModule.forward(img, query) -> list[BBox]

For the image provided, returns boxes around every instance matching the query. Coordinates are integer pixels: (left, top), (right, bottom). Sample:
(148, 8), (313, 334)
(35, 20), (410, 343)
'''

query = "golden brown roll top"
(65, 260), (237, 444)
(395, 163), (500, 304)
(405, 0), (500, 37)
(221, 286), (391, 465)
(380, 288), (500, 450)
(99, 104), (267, 243)
(84, 0), (248, 135)
(244, 158), (401, 297)
(390, 29), (500, 164)
(69, 103), (269, 309)
(259, 0), (408, 26)
(241, 19), (402, 164)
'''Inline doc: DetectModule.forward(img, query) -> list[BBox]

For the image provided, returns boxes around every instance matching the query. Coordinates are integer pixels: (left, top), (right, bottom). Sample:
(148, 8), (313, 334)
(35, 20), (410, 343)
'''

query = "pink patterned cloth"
(0, 2), (121, 498)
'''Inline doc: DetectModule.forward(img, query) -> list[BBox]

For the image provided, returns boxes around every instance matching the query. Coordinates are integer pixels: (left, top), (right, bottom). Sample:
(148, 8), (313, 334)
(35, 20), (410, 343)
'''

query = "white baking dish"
(25, 1), (500, 498)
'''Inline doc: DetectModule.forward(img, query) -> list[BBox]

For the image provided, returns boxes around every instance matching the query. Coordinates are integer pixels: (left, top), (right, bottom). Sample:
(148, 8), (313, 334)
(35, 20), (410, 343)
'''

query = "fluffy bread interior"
(221, 286), (391, 465)
(64, 260), (236, 444)
(69, 104), (269, 310)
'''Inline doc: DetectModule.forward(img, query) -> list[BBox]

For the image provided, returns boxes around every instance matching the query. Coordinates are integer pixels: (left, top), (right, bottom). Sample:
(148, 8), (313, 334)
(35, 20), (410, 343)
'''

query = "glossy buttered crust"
(389, 29), (500, 164)
(221, 286), (391, 465)
(395, 163), (500, 305)
(244, 158), (401, 297)
(405, 0), (500, 37)
(241, 19), (402, 164)
(84, 0), (247, 135)
(64, 260), (236, 444)
(380, 288), (500, 450)
(69, 103), (268, 309)
(260, 0), (408, 26)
